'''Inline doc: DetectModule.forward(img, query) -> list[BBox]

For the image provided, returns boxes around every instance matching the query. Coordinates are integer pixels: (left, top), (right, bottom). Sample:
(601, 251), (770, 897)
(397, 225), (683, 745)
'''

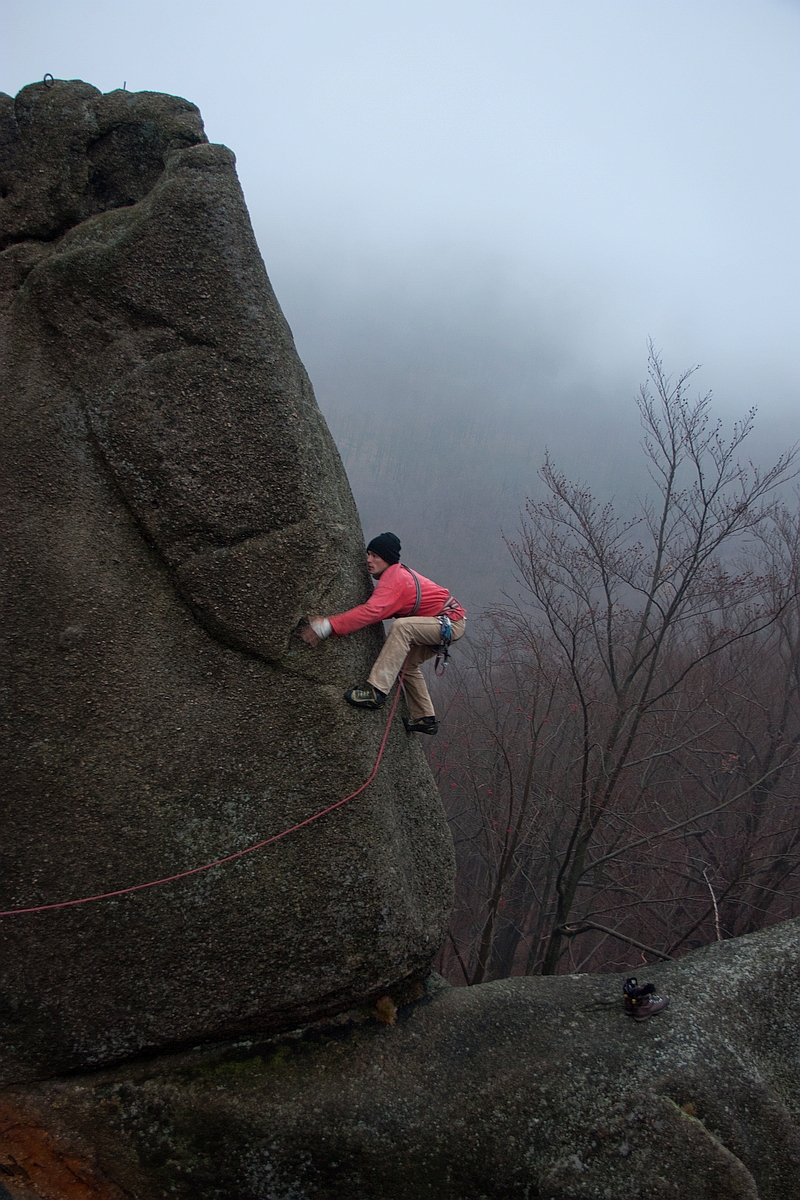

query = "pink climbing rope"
(0, 674), (407, 918)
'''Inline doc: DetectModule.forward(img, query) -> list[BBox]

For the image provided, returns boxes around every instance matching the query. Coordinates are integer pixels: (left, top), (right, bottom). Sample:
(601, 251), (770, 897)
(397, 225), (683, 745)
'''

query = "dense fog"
(5, 0), (799, 611)
(273, 252), (799, 611)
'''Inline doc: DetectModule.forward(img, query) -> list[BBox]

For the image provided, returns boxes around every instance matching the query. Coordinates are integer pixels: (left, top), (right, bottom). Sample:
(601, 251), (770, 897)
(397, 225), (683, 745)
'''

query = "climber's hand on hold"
(301, 616), (331, 647)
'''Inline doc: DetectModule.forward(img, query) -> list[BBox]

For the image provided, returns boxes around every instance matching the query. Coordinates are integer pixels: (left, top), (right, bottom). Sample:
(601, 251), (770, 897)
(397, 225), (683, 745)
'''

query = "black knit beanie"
(367, 532), (401, 565)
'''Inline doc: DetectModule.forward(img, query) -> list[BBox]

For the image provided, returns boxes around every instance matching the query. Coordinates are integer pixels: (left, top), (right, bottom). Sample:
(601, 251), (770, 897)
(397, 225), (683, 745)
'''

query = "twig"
(703, 866), (723, 941)
(554, 920), (675, 961)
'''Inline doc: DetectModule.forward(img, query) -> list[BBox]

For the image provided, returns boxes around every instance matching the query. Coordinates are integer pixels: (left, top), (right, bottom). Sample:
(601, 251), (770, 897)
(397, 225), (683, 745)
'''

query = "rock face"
(2, 919), (800, 1200)
(0, 80), (454, 1083)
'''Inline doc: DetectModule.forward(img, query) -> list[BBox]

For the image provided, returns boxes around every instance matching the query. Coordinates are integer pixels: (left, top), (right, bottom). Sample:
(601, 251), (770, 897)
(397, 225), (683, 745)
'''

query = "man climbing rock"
(301, 533), (466, 735)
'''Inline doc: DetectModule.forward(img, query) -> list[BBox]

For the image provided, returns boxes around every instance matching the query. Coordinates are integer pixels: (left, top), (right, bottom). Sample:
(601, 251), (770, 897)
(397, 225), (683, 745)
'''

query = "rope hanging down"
(0, 668), (407, 918)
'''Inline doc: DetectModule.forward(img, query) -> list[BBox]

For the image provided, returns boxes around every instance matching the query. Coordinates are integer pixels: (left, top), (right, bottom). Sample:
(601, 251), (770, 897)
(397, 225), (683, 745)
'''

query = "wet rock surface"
(0, 80), (453, 1083)
(2, 920), (799, 1199)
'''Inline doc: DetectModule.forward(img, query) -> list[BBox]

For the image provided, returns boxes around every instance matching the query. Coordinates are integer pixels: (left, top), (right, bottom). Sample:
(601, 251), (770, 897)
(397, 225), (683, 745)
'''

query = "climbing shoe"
(623, 977), (669, 1022)
(403, 716), (439, 736)
(344, 684), (386, 710)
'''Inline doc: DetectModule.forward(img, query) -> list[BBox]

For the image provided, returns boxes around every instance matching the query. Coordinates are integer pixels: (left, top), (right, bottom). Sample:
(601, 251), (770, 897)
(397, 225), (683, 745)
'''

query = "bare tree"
(433, 349), (799, 981)
(661, 500), (800, 948)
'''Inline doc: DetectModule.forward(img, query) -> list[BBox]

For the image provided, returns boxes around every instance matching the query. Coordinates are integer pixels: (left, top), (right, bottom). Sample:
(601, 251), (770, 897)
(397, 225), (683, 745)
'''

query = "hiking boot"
(344, 684), (386, 710)
(630, 993), (669, 1021)
(623, 977), (669, 1022)
(403, 716), (439, 736)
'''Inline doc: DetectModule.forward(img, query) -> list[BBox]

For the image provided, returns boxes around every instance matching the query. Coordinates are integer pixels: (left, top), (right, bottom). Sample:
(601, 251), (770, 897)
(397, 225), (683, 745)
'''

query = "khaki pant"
(368, 617), (466, 718)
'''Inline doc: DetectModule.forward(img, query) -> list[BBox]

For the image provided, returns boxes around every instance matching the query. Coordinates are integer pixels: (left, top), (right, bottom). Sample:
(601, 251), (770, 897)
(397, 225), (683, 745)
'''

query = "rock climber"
(300, 532), (466, 736)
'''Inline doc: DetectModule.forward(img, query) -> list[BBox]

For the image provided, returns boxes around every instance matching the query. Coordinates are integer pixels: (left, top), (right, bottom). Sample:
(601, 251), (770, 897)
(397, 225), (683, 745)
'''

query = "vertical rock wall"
(0, 81), (454, 1083)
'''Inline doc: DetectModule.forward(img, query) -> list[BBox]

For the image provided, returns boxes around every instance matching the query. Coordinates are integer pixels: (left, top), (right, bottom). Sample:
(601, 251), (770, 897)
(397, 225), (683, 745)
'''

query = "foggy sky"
(4, 0), (799, 606)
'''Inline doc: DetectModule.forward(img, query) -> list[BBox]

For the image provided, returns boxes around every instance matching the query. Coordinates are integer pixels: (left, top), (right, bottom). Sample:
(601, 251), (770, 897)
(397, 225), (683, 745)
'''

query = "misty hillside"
(278, 265), (797, 614)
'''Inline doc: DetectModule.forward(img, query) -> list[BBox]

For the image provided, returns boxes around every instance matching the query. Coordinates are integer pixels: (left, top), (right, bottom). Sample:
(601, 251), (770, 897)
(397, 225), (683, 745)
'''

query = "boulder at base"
(2, 919), (799, 1199)
(0, 79), (454, 1083)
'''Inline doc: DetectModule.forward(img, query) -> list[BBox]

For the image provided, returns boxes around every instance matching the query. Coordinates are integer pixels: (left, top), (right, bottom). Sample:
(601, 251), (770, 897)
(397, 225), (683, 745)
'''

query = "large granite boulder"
(1, 918), (799, 1199)
(0, 80), (454, 1083)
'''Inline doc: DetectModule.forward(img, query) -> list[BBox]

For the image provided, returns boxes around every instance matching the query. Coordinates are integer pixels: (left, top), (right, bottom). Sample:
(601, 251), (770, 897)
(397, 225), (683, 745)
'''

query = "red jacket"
(328, 564), (466, 637)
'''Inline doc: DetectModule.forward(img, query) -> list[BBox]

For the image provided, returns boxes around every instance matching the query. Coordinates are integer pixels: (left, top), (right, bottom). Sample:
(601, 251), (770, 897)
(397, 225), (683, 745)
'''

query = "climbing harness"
(435, 614), (452, 675)
(435, 597), (463, 675)
(0, 661), (409, 918)
(400, 566), (460, 676)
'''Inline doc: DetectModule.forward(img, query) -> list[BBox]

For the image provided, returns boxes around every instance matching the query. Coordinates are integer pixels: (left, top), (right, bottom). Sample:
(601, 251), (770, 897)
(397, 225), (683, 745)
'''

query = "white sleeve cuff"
(310, 617), (332, 639)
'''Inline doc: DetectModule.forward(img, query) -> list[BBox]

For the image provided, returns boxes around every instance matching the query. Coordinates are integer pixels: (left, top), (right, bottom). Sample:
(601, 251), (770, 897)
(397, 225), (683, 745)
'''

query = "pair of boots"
(344, 684), (438, 735)
(623, 977), (669, 1021)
